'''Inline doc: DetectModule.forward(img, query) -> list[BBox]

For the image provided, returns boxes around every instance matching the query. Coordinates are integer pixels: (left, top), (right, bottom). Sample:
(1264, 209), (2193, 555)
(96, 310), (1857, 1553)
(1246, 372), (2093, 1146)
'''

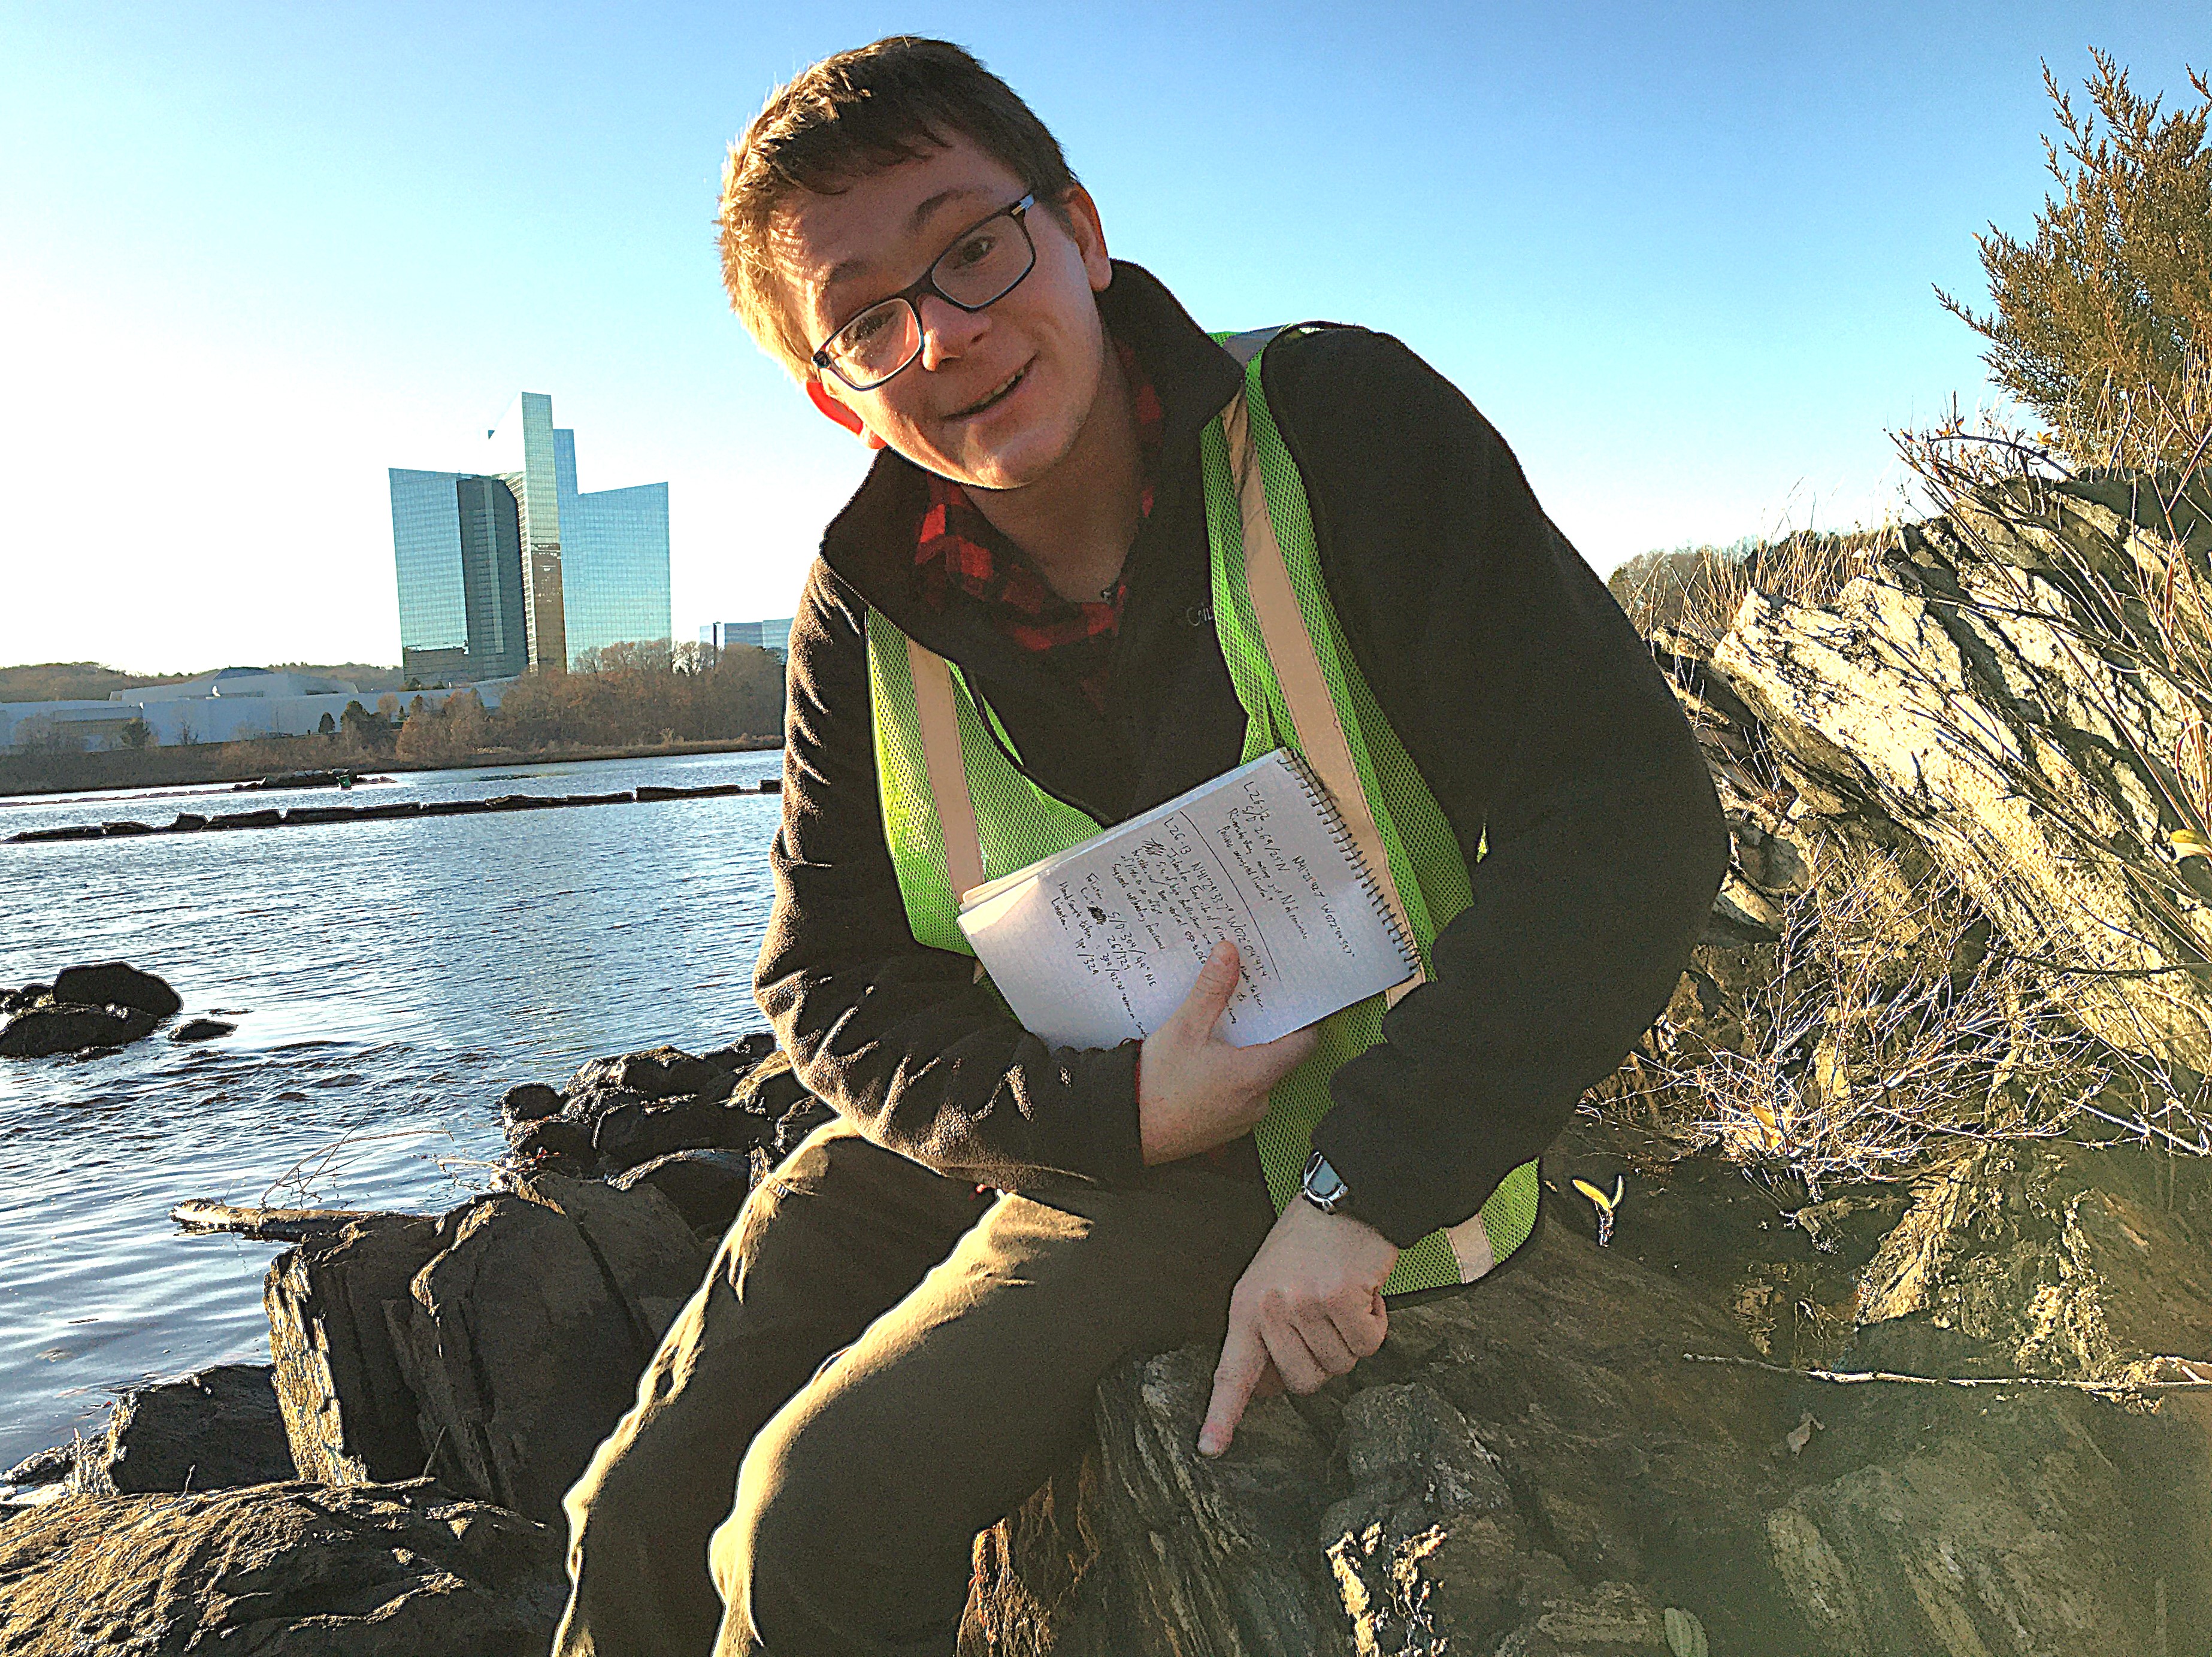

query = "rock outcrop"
(386, 1173), (707, 1521)
(962, 1134), (2199, 1656)
(501, 1033), (833, 1183)
(1687, 478), (2212, 1070)
(50, 961), (183, 1019)
(74, 1362), (295, 1496)
(266, 1213), (447, 1486)
(0, 1003), (160, 1058)
(265, 1171), (706, 1525)
(0, 961), (183, 1058)
(0, 1480), (565, 1654)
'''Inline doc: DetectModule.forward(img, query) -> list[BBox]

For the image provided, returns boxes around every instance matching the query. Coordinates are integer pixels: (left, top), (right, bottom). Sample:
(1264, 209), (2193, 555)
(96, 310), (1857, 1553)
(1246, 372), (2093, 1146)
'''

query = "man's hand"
(1199, 1197), (1397, 1456)
(1138, 941), (1317, 1166)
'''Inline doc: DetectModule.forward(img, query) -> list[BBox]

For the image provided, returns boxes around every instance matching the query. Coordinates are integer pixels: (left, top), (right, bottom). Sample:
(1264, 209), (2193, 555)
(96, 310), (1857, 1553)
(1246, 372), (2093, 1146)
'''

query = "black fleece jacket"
(754, 260), (1728, 1249)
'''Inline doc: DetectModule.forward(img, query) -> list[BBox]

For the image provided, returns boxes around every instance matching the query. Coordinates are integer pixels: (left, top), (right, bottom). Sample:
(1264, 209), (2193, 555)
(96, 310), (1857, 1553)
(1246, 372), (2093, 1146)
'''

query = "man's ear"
(1058, 184), (1113, 295)
(807, 378), (888, 450)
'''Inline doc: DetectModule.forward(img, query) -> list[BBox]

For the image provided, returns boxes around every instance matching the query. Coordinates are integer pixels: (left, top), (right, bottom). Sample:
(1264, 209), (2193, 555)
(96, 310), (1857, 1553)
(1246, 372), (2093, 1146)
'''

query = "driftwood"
(171, 1198), (421, 1243)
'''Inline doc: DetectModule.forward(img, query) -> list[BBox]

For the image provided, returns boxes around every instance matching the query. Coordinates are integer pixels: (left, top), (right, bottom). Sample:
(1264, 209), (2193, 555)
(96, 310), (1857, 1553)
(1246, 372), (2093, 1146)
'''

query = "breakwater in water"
(10, 778), (780, 843)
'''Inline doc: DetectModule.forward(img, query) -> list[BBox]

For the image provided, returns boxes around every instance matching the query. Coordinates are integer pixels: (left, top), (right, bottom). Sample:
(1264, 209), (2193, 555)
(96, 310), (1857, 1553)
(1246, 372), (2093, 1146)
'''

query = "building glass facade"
(704, 618), (796, 657)
(564, 481), (673, 662)
(392, 393), (671, 678)
(390, 468), (471, 681)
(486, 392), (568, 674)
(455, 475), (528, 679)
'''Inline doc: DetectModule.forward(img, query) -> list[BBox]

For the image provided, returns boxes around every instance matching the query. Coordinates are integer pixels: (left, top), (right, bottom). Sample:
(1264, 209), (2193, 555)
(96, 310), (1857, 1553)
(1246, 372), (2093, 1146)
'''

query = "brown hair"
(718, 37), (1081, 377)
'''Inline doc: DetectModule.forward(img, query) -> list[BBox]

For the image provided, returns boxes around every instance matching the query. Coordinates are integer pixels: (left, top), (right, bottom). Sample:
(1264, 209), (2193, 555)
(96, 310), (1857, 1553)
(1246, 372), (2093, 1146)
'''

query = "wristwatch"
(1300, 1149), (1351, 1216)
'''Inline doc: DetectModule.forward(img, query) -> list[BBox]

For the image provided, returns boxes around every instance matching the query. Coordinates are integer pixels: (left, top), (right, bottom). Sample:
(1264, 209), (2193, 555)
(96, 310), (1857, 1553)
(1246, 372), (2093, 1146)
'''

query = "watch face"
(1304, 1153), (1347, 1205)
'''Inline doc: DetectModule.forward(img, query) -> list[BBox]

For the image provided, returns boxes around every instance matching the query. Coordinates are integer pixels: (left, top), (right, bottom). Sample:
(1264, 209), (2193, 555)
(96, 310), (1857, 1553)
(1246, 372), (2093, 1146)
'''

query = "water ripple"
(0, 749), (782, 1466)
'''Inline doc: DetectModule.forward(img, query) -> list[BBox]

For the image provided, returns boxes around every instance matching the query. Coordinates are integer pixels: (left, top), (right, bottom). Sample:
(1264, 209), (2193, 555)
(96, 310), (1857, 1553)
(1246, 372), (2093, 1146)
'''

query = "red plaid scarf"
(915, 337), (1164, 711)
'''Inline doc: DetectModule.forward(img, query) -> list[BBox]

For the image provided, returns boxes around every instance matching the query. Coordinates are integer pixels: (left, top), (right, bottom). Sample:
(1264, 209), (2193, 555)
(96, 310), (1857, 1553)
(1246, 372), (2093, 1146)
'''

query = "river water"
(0, 749), (786, 1471)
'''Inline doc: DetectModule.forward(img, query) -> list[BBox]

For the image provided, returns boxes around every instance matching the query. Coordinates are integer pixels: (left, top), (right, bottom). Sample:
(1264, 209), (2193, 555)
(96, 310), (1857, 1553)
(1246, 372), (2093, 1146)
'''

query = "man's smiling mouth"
(950, 365), (1027, 419)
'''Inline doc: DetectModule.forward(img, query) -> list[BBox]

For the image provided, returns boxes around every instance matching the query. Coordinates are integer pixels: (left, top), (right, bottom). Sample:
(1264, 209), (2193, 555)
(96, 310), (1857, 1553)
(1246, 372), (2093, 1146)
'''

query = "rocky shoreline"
(2, 1004), (2207, 1652)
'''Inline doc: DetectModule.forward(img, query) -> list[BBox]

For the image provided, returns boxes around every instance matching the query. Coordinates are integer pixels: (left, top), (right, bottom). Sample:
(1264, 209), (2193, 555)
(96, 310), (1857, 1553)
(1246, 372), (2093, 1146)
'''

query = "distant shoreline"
(0, 736), (782, 802)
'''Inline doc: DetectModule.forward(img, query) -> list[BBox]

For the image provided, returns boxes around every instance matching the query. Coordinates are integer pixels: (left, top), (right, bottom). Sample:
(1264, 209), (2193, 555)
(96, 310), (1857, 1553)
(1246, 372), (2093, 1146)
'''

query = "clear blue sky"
(0, 1), (2201, 673)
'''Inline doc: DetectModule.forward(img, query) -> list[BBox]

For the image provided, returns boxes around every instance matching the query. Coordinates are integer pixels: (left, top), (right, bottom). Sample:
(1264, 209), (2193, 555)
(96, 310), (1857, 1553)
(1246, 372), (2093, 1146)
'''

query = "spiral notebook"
(955, 749), (1419, 1050)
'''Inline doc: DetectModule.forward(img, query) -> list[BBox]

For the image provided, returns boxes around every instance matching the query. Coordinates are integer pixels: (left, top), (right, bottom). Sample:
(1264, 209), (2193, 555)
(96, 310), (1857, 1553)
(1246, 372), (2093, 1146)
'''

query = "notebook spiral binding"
(1281, 750), (1420, 977)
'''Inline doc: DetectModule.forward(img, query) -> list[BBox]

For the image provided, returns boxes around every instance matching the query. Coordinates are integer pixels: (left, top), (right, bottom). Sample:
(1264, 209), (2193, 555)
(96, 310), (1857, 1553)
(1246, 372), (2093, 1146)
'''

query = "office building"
(390, 393), (670, 679)
(389, 471), (528, 683)
(701, 617), (797, 659)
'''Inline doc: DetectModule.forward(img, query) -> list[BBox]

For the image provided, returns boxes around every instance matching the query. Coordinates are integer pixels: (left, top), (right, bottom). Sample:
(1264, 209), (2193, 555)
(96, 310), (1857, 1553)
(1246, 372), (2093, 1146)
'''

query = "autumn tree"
(339, 699), (394, 754)
(1940, 49), (2212, 468)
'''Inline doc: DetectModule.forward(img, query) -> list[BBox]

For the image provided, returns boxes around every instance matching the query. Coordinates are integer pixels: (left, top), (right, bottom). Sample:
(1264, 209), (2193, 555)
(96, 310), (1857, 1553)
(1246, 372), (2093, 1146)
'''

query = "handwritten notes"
(957, 752), (1416, 1050)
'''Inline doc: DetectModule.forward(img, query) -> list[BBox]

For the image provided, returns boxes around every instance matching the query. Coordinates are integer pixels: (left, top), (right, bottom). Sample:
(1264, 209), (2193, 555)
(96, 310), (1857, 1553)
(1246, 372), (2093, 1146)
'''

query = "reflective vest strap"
(1222, 389), (1424, 1008)
(904, 637), (986, 901)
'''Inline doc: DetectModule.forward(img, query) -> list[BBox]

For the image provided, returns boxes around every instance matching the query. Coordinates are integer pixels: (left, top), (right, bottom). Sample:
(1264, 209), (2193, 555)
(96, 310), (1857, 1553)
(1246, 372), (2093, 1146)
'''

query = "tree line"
(331, 640), (786, 767)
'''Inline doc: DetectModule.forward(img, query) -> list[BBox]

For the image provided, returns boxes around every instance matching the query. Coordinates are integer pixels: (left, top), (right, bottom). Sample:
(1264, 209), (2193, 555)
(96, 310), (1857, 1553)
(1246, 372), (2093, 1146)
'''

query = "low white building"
(0, 668), (512, 753)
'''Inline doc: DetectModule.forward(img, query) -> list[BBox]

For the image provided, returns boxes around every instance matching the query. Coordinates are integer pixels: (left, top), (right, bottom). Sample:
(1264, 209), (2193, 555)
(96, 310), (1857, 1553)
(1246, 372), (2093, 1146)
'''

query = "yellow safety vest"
(864, 327), (1538, 1294)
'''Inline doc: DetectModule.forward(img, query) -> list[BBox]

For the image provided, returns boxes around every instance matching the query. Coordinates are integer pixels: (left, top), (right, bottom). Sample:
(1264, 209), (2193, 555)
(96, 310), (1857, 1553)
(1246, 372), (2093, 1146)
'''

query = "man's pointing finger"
(1198, 1321), (1269, 1458)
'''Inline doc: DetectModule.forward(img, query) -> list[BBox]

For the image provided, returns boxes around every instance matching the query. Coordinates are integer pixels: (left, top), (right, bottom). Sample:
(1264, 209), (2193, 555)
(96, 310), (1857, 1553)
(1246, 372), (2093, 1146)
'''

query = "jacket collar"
(816, 259), (1245, 655)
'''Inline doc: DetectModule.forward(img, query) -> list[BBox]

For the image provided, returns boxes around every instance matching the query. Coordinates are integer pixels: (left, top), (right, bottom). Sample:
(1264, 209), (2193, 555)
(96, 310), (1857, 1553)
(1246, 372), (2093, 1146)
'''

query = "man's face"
(771, 135), (1114, 491)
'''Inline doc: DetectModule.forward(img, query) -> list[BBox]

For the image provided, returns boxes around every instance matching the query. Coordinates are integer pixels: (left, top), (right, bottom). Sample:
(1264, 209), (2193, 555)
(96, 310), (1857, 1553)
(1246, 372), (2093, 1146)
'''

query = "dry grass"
(1609, 529), (1897, 650)
(1616, 841), (2113, 1195)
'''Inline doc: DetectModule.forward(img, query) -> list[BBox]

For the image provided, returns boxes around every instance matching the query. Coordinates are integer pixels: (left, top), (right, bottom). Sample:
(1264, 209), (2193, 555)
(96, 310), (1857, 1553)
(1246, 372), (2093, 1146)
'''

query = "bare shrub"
(1621, 843), (2112, 1193)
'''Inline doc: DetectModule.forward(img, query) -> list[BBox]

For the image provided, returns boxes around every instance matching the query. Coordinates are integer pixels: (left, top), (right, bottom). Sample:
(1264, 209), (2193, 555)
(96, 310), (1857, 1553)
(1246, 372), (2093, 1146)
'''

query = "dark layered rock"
(565, 1043), (727, 1101)
(51, 961), (183, 1017)
(1857, 1137), (2212, 1381)
(706, 1033), (780, 1074)
(503, 1036), (818, 1182)
(498, 1080), (563, 1125)
(589, 1091), (770, 1168)
(962, 1130), (2206, 1656)
(1, 1443), (75, 1511)
(0, 1480), (564, 1654)
(70, 1362), (295, 1495)
(0, 983), (50, 1014)
(610, 1147), (759, 1243)
(265, 1213), (448, 1485)
(0, 1003), (159, 1058)
(264, 1177), (707, 1526)
(506, 1111), (598, 1171)
(384, 1173), (707, 1522)
(170, 1016), (235, 1042)
(963, 1209), (1776, 1656)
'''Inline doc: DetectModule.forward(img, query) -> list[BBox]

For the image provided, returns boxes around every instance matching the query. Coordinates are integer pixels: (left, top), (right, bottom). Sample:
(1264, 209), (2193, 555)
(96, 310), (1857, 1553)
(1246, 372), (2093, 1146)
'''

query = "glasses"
(812, 194), (1038, 392)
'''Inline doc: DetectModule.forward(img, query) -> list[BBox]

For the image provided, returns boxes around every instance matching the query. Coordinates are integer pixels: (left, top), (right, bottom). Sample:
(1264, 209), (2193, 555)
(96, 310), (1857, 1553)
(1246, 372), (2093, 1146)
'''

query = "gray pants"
(552, 1122), (1276, 1656)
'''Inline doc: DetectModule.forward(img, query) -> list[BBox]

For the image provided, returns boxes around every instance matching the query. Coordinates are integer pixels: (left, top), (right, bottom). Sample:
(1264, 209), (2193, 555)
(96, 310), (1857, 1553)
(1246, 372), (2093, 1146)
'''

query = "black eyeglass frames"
(811, 194), (1039, 393)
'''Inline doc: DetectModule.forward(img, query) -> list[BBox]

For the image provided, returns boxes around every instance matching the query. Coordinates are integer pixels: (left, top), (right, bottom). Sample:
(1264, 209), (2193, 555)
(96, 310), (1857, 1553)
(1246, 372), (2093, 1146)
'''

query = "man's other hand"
(1137, 941), (1317, 1166)
(1198, 1197), (1397, 1457)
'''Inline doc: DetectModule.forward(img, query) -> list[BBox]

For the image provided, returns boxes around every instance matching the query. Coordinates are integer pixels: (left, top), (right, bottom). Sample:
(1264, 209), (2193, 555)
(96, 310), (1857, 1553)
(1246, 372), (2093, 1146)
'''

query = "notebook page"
(957, 750), (1415, 1050)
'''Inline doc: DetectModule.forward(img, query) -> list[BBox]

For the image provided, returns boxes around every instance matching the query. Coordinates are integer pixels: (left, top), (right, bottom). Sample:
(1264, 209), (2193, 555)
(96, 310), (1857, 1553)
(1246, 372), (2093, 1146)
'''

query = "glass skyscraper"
(390, 393), (671, 679)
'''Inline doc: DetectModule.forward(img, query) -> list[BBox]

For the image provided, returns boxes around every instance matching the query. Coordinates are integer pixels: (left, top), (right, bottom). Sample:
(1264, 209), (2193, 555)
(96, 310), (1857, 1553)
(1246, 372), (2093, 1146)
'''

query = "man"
(555, 35), (1727, 1657)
